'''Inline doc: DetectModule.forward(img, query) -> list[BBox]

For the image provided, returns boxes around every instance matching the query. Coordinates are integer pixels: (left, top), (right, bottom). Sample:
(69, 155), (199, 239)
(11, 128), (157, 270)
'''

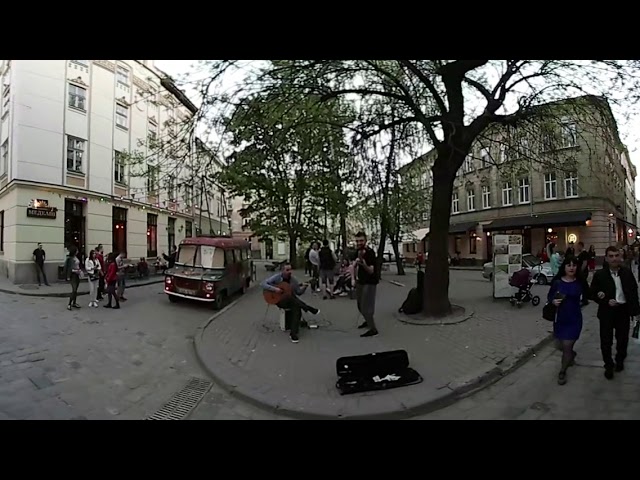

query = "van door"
(223, 248), (237, 293)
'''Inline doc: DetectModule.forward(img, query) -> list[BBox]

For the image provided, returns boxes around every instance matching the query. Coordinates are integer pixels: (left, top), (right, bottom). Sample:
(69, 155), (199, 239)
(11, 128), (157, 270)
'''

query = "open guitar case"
(335, 349), (423, 395)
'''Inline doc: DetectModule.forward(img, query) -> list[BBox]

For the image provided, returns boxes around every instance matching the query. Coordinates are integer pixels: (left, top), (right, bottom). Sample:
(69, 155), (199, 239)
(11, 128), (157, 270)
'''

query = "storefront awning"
(402, 228), (430, 243)
(448, 222), (478, 234)
(484, 211), (592, 232)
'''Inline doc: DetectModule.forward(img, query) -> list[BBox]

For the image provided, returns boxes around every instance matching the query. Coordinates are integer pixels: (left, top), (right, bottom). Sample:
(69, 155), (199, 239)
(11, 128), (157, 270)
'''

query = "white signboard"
(493, 234), (523, 298)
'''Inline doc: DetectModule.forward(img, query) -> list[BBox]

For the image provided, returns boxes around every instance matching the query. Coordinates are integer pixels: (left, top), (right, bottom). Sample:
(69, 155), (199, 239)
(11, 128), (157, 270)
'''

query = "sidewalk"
(194, 269), (556, 419)
(0, 275), (164, 298)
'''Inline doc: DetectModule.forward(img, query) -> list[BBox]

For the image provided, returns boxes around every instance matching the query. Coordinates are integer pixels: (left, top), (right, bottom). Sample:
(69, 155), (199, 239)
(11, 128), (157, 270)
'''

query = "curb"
(193, 290), (556, 420)
(0, 278), (164, 298)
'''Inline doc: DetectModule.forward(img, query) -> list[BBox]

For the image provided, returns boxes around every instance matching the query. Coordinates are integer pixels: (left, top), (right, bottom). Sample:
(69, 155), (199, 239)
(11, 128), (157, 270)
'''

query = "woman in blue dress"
(547, 256), (585, 385)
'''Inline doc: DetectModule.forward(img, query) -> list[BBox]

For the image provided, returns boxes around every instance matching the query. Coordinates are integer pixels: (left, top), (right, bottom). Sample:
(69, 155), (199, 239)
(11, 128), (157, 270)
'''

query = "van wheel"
(214, 292), (225, 310)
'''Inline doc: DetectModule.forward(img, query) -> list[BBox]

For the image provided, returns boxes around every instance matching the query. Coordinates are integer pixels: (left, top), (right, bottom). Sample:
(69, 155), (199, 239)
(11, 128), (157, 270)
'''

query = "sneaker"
(67, 305), (72, 311)
(557, 371), (567, 385)
(604, 368), (614, 380)
(357, 322), (368, 329)
(72, 304), (81, 309)
(615, 362), (624, 372)
(290, 334), (299, 343)
(309, 307), (320, 316)
(112, 305), (120, 309)
(360, 329), (378, 337)
(103, 304), (112, 309)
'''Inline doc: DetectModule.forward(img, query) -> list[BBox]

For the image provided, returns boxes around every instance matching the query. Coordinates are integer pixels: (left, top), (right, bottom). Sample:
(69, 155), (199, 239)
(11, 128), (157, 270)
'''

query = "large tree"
(199, 60), (640, 316)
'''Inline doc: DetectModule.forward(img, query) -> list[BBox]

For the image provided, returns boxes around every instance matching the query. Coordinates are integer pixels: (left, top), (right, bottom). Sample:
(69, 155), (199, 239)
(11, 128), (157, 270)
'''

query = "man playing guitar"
(261, 262), (320, 343)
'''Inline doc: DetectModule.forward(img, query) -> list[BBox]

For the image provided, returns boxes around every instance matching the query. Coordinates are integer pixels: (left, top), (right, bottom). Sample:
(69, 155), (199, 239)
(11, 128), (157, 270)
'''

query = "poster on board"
(493, 234), (523, 298)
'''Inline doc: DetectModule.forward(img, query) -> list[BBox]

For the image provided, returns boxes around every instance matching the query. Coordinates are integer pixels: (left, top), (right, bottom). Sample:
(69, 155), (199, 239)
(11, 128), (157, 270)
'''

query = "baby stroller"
(509, 268), (541, 308)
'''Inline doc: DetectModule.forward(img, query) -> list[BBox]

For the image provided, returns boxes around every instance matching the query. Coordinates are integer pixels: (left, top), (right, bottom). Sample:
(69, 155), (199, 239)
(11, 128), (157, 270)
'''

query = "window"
(518, 177), (530, 204)
(114, 151), (126, 184)
(68, 84), (86, 111)
(66, 136), (85, 172)
(565, 172), (579, 198)
(148, 121), (157, 142)
(466, 189), (475, 211)
(116, 65), (130, 86)
(544, 173), (557, 200)
(463, 155), (474, 173)
(502, 182), (513, 206)
(0, 210), (4, 252)
(183, 184), (192, 206)
(422, 212), (428, 221)
(115, 103), (129, 129)
(167, 175), (175, 201)
(500, 145), (508, 163)
(1, 140), (7, 176)
(72, 60), (89, 67)
(147, 213), (158, 257)
(480, 148), (490, 168)
(146, 164), (159, 194)
(452, 192), (459, 214)
(185, 220), (193, 238)
(482, 185), (491, 209)
(469, 235), (477, 254)
(561, 121), (577, 148)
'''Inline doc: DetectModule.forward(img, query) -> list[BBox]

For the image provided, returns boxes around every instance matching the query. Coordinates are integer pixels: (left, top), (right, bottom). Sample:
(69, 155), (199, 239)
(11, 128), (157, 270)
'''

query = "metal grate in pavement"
(146, 377), (213, 420)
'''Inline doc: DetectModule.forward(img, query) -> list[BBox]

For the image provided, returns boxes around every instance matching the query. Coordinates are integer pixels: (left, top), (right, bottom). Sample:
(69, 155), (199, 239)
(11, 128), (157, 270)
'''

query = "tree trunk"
(339, 212), (347, 252)
(423, 155), (458, 317)
(391, 237), (405, 275)
(288, 235), (298, 269)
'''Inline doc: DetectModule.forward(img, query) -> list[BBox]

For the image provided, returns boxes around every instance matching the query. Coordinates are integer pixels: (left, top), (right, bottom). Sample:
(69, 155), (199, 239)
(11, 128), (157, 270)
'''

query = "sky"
(155, 60), (640, 200)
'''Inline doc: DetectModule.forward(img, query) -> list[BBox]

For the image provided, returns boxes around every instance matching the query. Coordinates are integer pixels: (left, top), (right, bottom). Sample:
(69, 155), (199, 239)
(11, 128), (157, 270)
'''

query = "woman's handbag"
(542, 302), (557, 322)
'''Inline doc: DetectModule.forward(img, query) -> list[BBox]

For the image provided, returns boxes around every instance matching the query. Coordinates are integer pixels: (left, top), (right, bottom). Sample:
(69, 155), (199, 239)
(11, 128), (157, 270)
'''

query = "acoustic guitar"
(263, 281), (309, 305)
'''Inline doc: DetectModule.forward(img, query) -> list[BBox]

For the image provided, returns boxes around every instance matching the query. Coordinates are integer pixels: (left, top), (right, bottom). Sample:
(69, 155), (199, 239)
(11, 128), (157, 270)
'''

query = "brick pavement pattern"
(195, 270), (554, 418)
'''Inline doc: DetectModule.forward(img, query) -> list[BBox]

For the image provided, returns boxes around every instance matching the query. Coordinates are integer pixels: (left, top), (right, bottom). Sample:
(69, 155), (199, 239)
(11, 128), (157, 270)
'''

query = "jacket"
(589, 264), (640, 318)
(318, 246), (336, 270)
(261, 273), (304, 296)
(105, 262), (118, 284)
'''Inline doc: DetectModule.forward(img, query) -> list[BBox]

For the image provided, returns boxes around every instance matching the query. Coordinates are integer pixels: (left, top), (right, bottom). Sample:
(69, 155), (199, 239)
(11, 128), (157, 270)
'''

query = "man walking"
(116, 251), (127, 301)
(308, 242), (321, 292)
(33, 243), (50, 286)
(590, 245), (640, 379)
(95, 244), (106, 301)
(354, 231), (378, 337)
(319, 239), (337, 300)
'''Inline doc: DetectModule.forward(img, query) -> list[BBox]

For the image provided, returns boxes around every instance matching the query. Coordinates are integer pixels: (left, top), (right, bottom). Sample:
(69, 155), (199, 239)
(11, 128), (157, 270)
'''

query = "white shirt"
(610, 269), (627, 304)
(309, 249), (320, 267)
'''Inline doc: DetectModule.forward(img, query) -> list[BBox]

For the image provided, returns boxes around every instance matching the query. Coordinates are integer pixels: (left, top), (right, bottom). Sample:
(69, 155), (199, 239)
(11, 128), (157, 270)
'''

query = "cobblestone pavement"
(0, 285), (251, 420)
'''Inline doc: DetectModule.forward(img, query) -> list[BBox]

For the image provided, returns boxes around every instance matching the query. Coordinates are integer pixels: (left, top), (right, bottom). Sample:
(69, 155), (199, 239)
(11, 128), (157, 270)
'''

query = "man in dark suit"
(590, 245), (640, 379)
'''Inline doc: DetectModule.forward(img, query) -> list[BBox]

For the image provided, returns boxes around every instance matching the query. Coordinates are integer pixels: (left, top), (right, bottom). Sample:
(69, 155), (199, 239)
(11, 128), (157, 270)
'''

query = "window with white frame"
(147, 164), (159, 194)
(114, 151), (126, 184)
(452, 192), (459, 214)
(115, 103), (129, 129)
(500, 144), (508, 163)
(168, 175), (175, 201)
(422, 212), (429, 221)
(66, 136), (85, 172)
(467, 189), (475, 211)
(72, 60), (89, 67)
(544, 172), (557, 200)
(463, 155), (474, 173)
(1, 140), (7, 176)
(68, 84), (86, 110)
(116, 65), (130, 86)
(565, 171), (578, 198)
(480, 148), (490, 168)
(502, 182), (513, 206)
(481, 185), (491, 209)
(421, 172), (429, 189)
(561, 121), (577, 148)
(518, 177), (530, 204)
(183, 184), (193, 206)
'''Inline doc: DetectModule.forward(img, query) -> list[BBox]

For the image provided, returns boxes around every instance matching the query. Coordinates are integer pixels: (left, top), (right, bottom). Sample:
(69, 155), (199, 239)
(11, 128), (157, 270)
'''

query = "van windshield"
(175, 245), (225, 269)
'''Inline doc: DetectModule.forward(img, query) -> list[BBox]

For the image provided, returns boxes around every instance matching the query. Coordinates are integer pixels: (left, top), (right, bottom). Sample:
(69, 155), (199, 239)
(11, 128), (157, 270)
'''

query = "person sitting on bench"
(261, 262), (320, 344)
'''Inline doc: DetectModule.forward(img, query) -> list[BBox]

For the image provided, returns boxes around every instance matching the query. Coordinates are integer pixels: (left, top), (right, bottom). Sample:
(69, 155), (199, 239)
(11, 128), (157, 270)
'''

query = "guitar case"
(335, 349), (423, 395)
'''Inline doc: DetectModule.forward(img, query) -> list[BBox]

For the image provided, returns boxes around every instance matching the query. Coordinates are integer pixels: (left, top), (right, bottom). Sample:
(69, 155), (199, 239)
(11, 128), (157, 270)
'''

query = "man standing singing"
(355, 231), (378, 337)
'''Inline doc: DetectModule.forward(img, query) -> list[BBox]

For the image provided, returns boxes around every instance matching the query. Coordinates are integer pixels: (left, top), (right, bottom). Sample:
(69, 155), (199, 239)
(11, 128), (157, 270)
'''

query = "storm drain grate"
(146, 377), (213, 420)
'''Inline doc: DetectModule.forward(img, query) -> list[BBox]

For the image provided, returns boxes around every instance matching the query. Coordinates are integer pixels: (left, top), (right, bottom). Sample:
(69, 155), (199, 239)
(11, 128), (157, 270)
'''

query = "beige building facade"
(402, 95), (637, 265)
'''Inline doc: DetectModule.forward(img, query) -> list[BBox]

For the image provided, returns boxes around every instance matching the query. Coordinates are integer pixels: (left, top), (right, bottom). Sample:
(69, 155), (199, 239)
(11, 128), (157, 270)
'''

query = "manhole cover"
(146, 377), (212, 420)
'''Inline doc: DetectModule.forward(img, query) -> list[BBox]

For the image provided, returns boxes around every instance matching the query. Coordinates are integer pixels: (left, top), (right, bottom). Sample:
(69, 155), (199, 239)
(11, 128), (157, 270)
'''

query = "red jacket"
(105, 262), (118, 284)
(96, 252), (105, 271)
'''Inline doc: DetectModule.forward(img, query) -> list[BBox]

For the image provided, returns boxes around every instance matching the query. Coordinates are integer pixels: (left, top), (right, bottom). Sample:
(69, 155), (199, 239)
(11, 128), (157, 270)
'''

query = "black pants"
(599, 308), (631, 369)
(107, 282), (120, 307)
(277, 296), (315, 336)
(69, 274), (80, 305)
(35, 262), (48, 285)
(98, 276), (105, 299)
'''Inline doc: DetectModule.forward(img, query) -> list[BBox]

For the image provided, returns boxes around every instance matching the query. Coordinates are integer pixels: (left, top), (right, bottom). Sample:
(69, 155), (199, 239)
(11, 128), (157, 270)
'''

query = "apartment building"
(0, 60), (229, 284)
(401, 95), (637, 265)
